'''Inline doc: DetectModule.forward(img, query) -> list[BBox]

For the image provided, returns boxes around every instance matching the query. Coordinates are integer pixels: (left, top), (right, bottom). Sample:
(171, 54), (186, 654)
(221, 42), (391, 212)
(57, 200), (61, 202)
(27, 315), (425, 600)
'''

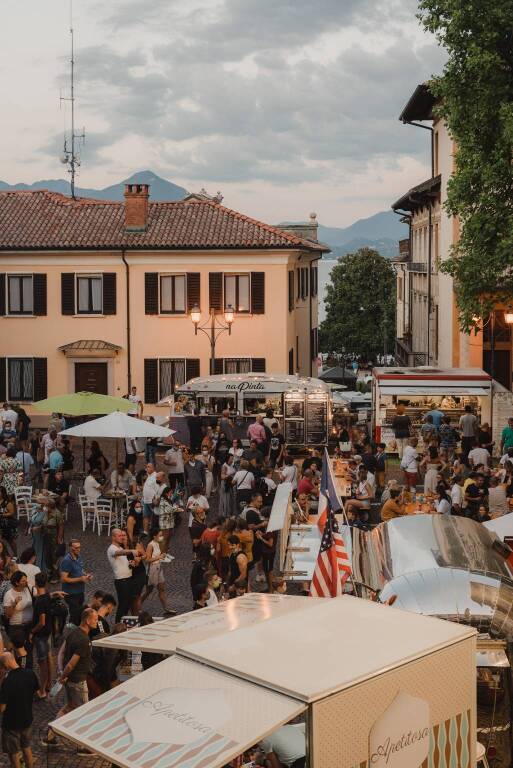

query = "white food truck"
(164, 373), (332, 448)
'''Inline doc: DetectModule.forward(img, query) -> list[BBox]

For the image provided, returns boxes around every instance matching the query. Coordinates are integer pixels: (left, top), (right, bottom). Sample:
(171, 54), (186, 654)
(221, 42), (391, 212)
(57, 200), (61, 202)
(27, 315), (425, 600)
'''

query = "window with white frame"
(224, 358), (251, 374)
(8, 275), (33, 315)
(224, 274), (250, 312)
(8, 358), (34, 401)
(160, 274), (186, 314)
(77, 275), (103, 314)
(159, 359), (186, 397)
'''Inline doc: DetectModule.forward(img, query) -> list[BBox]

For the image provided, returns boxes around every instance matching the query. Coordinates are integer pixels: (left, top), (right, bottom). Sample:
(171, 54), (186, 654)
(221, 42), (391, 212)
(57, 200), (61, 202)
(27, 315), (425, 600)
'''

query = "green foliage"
(418, 0), (513, 332)
(319, 247), (396, 360)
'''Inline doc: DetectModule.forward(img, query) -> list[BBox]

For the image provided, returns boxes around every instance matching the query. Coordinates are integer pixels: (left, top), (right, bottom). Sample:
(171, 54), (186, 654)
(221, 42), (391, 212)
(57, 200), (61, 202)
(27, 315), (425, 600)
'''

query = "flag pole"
(323, 448), (359, 596)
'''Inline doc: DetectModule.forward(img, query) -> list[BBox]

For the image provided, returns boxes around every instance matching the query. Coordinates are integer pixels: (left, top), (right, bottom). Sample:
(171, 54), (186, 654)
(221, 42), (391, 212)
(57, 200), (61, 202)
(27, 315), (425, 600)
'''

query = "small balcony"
(395, 335), (428, 367)
(408, 262), (428, 273)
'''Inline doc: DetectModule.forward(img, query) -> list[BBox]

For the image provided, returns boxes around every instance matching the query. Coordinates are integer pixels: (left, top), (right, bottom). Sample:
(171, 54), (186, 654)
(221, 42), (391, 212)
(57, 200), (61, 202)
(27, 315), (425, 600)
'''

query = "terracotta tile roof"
(0, 190), (328, 252)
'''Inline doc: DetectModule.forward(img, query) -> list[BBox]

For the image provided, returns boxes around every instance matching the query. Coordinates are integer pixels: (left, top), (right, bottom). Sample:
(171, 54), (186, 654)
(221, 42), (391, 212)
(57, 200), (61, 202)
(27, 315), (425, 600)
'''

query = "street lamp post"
(190, 304), (234, 374)
(481, 308), (513, 441)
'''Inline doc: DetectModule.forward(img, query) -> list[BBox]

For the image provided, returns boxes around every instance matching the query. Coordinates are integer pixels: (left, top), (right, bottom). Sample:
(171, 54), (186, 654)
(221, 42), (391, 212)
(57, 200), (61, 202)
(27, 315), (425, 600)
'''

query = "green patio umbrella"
(33, 391), (133, 470)
(32, 391), (133, 416)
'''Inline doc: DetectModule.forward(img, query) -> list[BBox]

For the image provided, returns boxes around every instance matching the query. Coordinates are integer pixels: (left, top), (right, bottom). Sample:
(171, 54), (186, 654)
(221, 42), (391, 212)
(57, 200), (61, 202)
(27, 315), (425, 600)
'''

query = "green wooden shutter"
(144, 359), (159, 403)
(33, 358), (48, 400)
(0, 358), (6, 401)
(145, 273), (159, 314)
(186, 358), (201, 381)
(186, 273), (201, 312)
(251, 358), (266, 373)
(209, 272), (223, 311)
(213, 358), (224, 375)
(251, 272), (265, 314)
(33, 274), (47, 316)
(103, 273), (117, 315)
(288, 271), (294, 312)
(61, 273), (75, 315)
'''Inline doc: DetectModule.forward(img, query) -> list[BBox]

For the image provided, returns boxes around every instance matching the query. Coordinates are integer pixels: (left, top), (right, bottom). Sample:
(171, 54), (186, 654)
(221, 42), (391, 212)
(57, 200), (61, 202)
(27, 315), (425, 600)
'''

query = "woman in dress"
(87, 440), (109, 477)
(434, 483), (451, 515)
(0, 448), (22, 496)
(141, 527), (175, 615)
(420, 445), (446, 495)
(219, 454), (236, 517)
(126, 500), (144, 547)
(29, 503), (48, 571)
(228, 439), (244, 470)
(0, 487), (18, 555)
(156, 486), (176, 554)
(129, 534), (148, 616)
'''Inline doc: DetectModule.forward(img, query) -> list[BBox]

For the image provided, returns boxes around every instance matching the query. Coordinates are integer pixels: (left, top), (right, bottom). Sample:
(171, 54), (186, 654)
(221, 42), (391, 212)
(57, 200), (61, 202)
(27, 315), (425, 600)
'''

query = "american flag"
(310, 450), (352, 597)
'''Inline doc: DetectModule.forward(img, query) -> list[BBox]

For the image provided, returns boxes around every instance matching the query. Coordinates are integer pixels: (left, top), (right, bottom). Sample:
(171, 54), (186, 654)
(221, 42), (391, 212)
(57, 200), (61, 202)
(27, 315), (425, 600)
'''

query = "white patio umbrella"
(59, 411), (175, 439)
(60, 412), (175, 487)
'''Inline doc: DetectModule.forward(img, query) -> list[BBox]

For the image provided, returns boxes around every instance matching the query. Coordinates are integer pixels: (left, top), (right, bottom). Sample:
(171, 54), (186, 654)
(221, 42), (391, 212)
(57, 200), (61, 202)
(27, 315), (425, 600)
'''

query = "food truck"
(52, 595), (477, 768)
(165, 373), (332, 448)
(372, 366), (492, 453)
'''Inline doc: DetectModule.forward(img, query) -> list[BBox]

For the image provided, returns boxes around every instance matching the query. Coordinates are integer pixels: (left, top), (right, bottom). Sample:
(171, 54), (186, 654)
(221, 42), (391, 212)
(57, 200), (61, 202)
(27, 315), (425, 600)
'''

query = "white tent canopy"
(484, 512), (513, 541)
(59, 411), (175, 439)
(93, 593), (307, 655)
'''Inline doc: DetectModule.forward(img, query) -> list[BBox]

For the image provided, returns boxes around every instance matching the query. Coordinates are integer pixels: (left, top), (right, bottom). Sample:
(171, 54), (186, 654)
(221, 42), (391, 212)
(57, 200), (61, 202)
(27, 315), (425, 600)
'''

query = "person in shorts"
(43, 607), (98, 753)
(0, 651), (39, 768)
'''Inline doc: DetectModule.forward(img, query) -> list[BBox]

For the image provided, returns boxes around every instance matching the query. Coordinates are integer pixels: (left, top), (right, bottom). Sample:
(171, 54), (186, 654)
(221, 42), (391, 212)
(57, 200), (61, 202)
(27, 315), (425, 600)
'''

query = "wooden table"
(32, 491), (58, 505)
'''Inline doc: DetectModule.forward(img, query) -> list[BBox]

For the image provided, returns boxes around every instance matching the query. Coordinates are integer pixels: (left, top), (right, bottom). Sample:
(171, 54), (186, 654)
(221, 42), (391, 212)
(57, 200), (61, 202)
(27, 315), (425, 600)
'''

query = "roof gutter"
(121, 249), (131, 392)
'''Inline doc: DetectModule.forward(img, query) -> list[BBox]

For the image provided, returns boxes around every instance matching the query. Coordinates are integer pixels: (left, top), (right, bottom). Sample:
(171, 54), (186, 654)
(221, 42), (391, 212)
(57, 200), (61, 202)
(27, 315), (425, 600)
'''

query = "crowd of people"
(1, 394), (513, 767)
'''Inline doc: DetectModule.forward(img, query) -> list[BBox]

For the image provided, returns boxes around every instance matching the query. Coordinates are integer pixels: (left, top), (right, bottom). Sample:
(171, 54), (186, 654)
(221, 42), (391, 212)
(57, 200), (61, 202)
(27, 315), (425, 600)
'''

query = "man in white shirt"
(186, 489), (210, 527)
(107, 529), (136, 621)
(41, 429), (57, 464)
(84, 469), (105, 503)
(468, 444), (490, 468)
(260, 723), (306, 768)
(142, 463), (158, 532)
(0, 402), (18, 429)
(450, 476), (464, 515)
(110, 463), (136, 494)
(164, 442), (185, 489)
(128, 386), (143, 417)
(499, 447), (513, 465)
(400, 438), (420, 488)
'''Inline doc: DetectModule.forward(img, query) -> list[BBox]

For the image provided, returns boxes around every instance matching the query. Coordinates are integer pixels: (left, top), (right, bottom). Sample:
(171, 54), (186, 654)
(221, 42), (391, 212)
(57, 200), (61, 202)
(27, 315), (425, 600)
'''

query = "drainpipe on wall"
(402, 119), (434, 365)
(121, 249), (131, 392)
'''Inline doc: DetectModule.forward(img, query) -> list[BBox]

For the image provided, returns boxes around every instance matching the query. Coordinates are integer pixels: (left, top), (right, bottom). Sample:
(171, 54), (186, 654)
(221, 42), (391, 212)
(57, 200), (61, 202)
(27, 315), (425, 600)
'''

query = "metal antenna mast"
(60, 0), (85, 198)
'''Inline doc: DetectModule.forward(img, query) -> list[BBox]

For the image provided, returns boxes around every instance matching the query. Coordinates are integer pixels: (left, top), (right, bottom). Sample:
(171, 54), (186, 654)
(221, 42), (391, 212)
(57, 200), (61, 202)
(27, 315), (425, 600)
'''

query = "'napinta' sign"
(225, 382), (265, 391)
(369, 692), (430, 768)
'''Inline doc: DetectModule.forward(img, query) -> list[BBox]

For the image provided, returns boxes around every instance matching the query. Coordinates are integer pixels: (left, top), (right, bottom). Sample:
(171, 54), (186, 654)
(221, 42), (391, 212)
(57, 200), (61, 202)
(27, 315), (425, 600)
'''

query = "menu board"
(306, 394), (328, 445)
(284, 419), (305, 445)
(285, 398), (305, 419)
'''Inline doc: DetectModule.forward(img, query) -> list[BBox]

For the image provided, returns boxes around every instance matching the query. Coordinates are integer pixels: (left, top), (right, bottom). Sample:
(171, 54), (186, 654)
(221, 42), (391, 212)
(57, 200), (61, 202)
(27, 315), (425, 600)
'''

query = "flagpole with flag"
(310, 449), (355, 597)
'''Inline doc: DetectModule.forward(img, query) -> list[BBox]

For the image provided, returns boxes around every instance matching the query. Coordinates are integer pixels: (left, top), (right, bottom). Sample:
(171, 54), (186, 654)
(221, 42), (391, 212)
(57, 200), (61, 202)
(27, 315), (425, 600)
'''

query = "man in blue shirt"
(424, 407), (444, 429)
(60, 539), (92, 612)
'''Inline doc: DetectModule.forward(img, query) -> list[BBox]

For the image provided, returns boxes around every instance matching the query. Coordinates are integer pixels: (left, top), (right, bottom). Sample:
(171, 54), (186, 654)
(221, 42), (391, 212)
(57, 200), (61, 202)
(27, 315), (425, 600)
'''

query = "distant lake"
(318, 259), (337, 322)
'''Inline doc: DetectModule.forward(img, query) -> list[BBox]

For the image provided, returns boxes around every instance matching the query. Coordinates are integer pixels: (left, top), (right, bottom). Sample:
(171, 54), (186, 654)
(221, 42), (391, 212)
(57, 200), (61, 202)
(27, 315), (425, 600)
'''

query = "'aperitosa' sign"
(369, 691), (430, 768)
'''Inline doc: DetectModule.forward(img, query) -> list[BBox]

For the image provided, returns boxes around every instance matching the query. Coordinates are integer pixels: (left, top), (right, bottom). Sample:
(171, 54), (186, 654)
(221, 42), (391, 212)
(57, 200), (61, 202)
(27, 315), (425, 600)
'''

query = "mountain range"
(0, 170), (407, 257)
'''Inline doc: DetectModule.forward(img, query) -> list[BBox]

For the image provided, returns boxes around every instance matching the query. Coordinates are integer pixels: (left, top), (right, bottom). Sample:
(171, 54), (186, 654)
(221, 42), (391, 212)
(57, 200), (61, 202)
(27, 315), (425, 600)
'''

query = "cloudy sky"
(0, 0), (445, 226)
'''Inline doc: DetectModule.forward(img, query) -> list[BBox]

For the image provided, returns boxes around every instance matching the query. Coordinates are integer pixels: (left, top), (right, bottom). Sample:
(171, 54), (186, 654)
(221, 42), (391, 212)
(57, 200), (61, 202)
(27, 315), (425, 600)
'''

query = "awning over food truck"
(93, 593), (307, 655)
(373, 367), (492, 396)
(51, 654), (305, 768)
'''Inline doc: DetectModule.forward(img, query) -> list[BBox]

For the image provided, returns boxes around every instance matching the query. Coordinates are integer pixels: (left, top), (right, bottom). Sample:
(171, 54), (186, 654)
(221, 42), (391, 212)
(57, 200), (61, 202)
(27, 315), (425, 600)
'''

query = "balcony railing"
(408, 262), (428, 273)
(395, 337), (428, 367)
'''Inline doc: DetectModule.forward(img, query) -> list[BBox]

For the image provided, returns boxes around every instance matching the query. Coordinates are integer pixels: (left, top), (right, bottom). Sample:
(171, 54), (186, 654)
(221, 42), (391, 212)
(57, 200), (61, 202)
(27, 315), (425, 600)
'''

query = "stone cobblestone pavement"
(0, 441), (207, 768)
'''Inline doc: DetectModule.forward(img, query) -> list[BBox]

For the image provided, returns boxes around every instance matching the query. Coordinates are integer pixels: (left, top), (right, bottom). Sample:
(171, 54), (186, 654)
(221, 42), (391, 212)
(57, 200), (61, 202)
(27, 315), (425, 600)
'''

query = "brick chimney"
(124, 183), (149, 231)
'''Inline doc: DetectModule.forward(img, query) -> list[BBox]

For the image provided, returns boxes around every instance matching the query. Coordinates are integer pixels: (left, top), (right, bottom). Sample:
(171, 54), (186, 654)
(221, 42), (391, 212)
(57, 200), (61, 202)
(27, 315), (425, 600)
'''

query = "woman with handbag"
(29, 503), (48, 572)
(219, 454), (236, 516)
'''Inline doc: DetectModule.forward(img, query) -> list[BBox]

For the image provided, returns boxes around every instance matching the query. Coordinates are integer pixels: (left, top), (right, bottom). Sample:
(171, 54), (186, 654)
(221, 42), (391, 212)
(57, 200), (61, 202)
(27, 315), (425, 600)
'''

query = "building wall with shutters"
(0, 248), (320, 413)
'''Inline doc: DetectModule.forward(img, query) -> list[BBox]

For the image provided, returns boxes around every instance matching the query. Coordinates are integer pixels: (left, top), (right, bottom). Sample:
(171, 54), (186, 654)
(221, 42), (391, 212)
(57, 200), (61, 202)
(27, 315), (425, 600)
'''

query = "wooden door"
(74, 363), (108, 394)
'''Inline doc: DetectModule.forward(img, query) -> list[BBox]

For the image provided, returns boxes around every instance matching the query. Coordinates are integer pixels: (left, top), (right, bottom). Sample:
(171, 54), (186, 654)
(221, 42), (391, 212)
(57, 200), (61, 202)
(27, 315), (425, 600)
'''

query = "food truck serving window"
(243, 393), (282, 415)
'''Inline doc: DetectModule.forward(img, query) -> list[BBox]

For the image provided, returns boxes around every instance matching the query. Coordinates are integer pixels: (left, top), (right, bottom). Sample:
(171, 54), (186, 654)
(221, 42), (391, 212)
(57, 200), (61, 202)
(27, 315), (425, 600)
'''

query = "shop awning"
(381, 385), (490, 396)
(50, 655), (305, 768)
(93, 593), (308, 655)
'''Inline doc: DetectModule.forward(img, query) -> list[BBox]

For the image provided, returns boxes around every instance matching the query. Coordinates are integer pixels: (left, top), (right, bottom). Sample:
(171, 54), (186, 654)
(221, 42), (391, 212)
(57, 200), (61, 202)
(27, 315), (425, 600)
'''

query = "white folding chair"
(78, 493), (96, 532)
(14, 486), (33, 520)
(95, 499), (114, 536)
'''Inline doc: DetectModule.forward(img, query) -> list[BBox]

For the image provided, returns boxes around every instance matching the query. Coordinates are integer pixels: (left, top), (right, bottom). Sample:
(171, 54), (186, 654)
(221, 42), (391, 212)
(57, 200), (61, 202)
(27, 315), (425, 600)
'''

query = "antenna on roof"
(59, 0), (85, 199)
